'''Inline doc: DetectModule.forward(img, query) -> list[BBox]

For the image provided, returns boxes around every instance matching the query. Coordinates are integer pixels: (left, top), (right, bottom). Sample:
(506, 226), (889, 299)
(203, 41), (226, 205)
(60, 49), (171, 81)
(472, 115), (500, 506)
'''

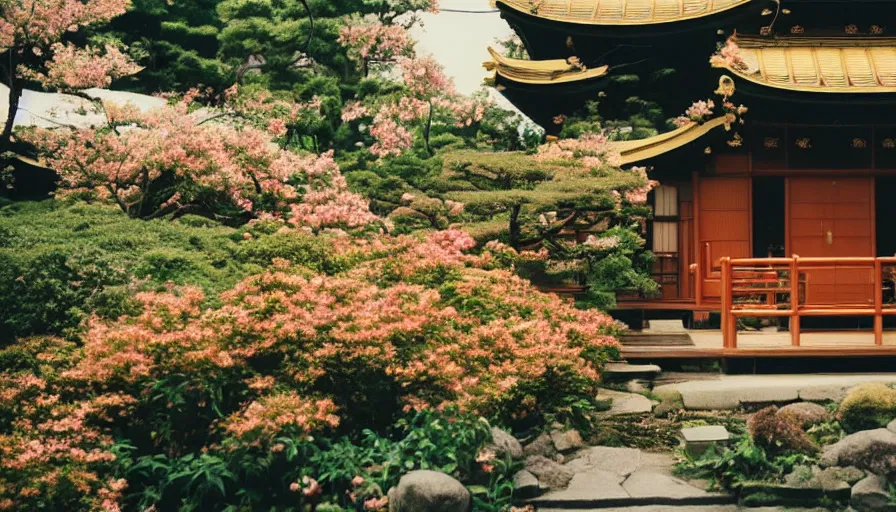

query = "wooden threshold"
(614, 301), (717, 311)
(622, 345), (896, 359)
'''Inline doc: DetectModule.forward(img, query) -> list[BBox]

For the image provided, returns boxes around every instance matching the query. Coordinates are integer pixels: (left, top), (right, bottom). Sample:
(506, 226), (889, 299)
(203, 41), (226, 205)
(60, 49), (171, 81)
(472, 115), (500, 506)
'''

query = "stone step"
(645, 319), (687, 333)
(528, 493), (735, 509)
(602, 363), (663, 382)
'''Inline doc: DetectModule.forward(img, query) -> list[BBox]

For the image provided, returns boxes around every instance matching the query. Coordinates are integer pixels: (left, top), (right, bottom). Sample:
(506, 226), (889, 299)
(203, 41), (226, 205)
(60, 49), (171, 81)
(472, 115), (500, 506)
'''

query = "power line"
(439, 8), (500, 13)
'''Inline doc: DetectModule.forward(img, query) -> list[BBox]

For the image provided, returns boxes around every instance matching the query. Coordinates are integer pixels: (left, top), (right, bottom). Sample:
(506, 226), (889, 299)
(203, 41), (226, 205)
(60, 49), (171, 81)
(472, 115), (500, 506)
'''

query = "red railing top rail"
(729, 256), (896, 266)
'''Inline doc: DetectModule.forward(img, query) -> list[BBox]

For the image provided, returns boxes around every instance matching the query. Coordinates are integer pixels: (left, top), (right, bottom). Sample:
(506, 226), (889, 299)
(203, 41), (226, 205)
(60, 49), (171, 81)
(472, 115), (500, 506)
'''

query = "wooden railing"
(720, 256), (896, 348)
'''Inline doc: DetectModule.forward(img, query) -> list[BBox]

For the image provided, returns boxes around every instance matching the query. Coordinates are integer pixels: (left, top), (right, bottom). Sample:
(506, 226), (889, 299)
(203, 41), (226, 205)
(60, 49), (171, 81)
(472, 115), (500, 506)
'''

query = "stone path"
(538, 506), (832, 512)
(654, 373), (896, 410)
(528, 448), (732, 509)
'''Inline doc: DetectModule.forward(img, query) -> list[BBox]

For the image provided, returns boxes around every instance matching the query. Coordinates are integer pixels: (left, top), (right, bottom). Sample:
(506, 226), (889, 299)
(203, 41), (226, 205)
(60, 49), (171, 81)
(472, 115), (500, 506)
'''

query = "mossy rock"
(838, 383), (896, 433)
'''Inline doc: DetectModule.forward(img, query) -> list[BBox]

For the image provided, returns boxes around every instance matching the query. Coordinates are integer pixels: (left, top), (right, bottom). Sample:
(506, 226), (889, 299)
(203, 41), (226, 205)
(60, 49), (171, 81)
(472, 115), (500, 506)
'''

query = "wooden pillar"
(790, 255), (800, 347)
(874, 258), (883, 346)
(693, 171), (703, 306)
(721, 257), (733, 349)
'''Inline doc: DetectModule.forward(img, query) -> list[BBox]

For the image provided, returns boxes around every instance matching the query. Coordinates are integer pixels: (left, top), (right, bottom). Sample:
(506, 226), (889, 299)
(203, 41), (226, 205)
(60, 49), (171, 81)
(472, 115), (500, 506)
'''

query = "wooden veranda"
(621, 255), (896, 359)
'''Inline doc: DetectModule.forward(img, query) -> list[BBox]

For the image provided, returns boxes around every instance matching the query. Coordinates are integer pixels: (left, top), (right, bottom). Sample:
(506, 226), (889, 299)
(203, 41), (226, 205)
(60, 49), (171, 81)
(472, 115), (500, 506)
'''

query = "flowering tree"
(340, 55), (489, 157)
(338, 19), (415, 76)
(0, 0), (138, 149)
(25, 100), (382, 232)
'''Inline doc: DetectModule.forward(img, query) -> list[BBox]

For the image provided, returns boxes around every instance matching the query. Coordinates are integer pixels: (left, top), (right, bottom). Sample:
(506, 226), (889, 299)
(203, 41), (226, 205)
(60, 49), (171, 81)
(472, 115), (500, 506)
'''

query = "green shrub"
(233, 231), (349, 274)
(120, 409), (517, 512)
(676, 435), (815, 492)
(838, 383), (896, 433)
(0, 200), (250, 340)
(0, 249), (132, 342)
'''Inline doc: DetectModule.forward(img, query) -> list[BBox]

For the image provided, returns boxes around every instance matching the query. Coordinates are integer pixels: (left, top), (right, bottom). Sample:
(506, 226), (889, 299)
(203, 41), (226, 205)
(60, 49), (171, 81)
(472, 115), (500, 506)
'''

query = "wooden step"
(620, 333), (694, 347)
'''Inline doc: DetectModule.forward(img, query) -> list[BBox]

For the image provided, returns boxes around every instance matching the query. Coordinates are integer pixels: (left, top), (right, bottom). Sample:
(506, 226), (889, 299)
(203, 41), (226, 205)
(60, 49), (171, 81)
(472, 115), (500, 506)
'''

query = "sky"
(411, 0), (514, 95)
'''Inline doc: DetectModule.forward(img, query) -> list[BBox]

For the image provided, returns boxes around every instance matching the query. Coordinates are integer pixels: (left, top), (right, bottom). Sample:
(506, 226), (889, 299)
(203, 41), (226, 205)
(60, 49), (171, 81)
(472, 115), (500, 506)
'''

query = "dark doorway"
(752, 177), (785, 257)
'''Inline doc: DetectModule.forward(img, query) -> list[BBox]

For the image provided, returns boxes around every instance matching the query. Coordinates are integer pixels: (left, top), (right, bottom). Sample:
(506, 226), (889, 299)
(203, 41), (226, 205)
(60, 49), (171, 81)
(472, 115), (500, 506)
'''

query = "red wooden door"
(788, 177), (875, 306)
(699, 177), (751, 302)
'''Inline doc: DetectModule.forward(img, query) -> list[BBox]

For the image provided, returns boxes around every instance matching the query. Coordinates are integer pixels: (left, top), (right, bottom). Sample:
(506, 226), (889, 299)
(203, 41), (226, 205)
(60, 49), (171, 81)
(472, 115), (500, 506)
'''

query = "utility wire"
(439, 8), (500, 13)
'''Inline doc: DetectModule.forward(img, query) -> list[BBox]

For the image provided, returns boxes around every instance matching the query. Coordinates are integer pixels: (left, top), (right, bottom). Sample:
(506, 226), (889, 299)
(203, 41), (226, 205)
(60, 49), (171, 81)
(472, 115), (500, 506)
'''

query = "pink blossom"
(338, 21), (415, 64)
(21, 43), (139, 90)
(341, 101), (369, 122)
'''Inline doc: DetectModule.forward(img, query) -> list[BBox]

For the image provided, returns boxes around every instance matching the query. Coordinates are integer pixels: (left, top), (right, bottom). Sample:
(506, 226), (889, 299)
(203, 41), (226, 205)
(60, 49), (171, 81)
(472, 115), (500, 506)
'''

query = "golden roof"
(484, 47), (608, 84)
(717, 37), (896, 93)
(496, 0), (752, 25)
(612, 116), (729, 164)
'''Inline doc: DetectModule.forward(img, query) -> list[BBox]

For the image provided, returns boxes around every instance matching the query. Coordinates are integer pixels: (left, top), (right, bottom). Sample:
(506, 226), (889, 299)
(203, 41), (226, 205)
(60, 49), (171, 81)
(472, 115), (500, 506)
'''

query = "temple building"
(485, 0), (896, 355)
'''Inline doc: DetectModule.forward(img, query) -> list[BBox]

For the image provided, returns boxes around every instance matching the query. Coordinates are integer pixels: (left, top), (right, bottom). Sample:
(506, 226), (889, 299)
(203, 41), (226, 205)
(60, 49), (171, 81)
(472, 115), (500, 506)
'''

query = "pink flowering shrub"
(0, 226), (621, 510)
(25, 102), (383, 233)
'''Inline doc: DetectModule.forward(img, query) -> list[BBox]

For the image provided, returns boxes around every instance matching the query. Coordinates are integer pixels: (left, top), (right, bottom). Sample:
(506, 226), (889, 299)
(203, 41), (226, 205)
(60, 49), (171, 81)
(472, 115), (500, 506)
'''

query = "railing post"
(721, 257), (735, 349)
(874, 258), (883, 346)
(790, 255), (800, 347)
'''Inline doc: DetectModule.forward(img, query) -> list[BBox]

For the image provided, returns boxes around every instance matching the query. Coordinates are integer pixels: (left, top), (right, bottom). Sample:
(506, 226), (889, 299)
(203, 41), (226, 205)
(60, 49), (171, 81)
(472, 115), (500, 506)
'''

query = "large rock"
(522, 432), (558, 459)
(488, 427), (522, 459)
(550, 428), (584, 453)
(778, 402), (831, 428)
(512, 470), (539, 499)
(851, 475), (893, 512)
(819, 428), (896, 478)
(654, 388), (685, 419)
(889, 419), (896, 434)
(596, 388), (654, 416)
(782, 465), (852, 492)
(387, 470), (470, 512)
(523, 455), (574, 491)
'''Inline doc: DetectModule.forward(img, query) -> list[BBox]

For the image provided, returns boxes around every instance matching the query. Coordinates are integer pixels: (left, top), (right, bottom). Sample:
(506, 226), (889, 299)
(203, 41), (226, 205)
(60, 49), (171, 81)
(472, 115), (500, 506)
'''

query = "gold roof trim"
(612, 117), (729, 165)
(718, 36), (896, 93)
(484, 47), (608, 84)
(496, 0), (752, 26)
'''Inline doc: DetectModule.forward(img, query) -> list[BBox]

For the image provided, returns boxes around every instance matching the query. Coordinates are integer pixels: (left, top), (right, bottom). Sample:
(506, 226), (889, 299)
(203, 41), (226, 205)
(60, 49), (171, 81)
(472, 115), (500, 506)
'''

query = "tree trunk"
(423, 101), (434, 156)
(509, 204), (522, 249)
(1, 55), (21, 152)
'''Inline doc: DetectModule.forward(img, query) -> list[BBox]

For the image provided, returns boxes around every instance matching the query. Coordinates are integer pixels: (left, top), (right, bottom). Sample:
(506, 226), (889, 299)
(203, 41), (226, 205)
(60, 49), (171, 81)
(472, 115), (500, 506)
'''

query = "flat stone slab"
(564, 446), (642, 476)
(597, 388), (655, 416)
(538, 470), (628, 502)
(681, 425), (730, 443)
(681, 425), (730, 457)
(604, 362), (662, 377)
(623, 471), (714, 499)
(654, 374), (896, 410)
(530, 446), (733, 509)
